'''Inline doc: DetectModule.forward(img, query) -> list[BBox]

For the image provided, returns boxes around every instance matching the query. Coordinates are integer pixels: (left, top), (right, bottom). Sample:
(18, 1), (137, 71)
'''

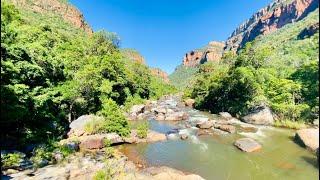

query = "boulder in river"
(295, 128), (319, 151)
(180, 134), (188, 140)
(184, 98), (195, 107)
(164, 112), (188, 121)
(196, 120), (214, 129)
(130, 104), (145, 116)
(155, 114), (165, 121)
(234, 138), (262, 152)
(241, 106), (274, 125)
(217, 125), (236, 133)
(219, 112), (233, 120)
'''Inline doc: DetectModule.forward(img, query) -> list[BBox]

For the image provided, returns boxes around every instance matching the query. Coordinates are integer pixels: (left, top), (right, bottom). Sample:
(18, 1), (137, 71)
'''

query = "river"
(119, 97), (319, 180)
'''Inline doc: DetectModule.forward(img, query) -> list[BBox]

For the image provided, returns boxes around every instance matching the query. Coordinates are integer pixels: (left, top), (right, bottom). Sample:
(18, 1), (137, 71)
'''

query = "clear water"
(122, 103), (319, 180)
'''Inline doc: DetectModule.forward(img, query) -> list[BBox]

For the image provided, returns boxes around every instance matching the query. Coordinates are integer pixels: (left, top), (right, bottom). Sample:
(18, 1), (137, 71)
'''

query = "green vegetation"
(1, 0), (175, 149)
(187, 9), (319, 126)
(93, 169), (112, 180)
(137, 122), (149, 139)
(169, 65), (198, 90)
(1, 152), (24, 169)
(273, 120), (307, 129)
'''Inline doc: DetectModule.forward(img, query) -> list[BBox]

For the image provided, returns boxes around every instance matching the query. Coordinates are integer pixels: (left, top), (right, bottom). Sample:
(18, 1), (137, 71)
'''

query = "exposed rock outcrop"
(182, 41), (225, 67)
(150, 68), (170, 83)
(225, 0), (319, 52)
(9, 0), (93, 34)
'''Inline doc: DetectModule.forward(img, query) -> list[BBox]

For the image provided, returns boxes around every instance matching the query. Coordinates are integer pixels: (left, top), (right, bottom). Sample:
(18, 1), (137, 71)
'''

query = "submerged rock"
(234, 138), (262, 152)
(241, 106), (274, 125)
(295, 128), (319, 151)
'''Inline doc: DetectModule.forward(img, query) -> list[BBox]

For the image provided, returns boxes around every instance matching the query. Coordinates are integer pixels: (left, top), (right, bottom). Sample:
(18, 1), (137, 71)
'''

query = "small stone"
(184, 99), (195, 107)
(180, 134), (188, 140)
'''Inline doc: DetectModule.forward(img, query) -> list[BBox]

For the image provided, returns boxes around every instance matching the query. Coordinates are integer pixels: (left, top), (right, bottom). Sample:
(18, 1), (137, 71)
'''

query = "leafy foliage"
(169, 65), (198, 90)
(137, 122), (149, 139)
(187, 9), (319, 124)
(1, 1), (175, 148)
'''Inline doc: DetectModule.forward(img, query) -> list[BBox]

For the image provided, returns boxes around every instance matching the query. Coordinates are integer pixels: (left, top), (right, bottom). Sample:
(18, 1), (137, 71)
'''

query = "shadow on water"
(301, 156), (319, 169)
(290, 136), (306, 149)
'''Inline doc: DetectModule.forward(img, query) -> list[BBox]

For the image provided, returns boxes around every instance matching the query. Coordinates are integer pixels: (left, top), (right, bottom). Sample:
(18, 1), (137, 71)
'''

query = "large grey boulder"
(234, 138), (262, 152)
(164, 112), (188, 121)
(295, 128), (319, 151)
(130, 104), (145, 115)
(241, 106), (274, 125)
(68, 115), (102, 137)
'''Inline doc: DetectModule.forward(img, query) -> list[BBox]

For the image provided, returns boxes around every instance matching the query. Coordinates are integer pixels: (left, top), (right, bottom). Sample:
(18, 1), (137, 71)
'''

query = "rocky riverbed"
(2, 95), (319, 180)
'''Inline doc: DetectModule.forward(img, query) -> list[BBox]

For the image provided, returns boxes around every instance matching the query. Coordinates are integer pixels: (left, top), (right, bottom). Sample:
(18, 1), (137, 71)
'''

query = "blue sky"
(70, 0), (271, 74)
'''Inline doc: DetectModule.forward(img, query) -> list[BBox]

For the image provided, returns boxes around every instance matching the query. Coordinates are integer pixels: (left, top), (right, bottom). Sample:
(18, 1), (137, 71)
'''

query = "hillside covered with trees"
(1, 0), (175, 149)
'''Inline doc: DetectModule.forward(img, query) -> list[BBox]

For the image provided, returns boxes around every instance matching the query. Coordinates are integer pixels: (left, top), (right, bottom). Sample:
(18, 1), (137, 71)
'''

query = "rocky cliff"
(151, 68), (170, 83)
(182, 41), (225, 67)
(225, 0), (319, 52)
(8, 0), (93, 34)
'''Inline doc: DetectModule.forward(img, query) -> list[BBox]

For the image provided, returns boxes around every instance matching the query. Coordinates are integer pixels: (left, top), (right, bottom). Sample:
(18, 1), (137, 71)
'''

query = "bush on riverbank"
(137, 122), (149, 139)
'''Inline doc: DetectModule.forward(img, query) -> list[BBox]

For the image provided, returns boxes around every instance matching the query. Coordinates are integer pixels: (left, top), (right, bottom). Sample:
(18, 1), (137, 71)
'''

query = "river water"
(120, 98), (319, 180)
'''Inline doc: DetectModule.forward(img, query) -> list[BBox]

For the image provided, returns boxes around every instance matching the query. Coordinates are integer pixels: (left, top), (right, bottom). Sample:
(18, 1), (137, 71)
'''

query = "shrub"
(93, 170), (112, 180)
(273, 120), (307, 129)
(137, 122), (149, 139)
(97, 98), (130, 137)
(1, 152), (24, 169)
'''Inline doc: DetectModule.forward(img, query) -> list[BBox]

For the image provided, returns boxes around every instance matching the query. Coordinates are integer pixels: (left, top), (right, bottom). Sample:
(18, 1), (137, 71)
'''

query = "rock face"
(9, 0), (93, 34)
(150, 68), (170, 83)
(234, 138), (262, 152)
(295, 128), (319, 151)
(225, 0), (319, 52)
(182, 41), (225, 67)
(241, 106), (274, 125)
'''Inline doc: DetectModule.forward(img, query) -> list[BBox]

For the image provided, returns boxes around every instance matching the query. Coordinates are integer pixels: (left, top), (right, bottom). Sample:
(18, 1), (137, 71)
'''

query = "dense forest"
(1, 0), (175, 149)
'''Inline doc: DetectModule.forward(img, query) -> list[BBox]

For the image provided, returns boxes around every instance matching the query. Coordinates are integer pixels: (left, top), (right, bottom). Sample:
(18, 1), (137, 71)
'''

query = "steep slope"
(225, 0), (319, 52)
(8, 0), (93, 34)
(187, 7), (319, 123)
(169, 65), (199, 89)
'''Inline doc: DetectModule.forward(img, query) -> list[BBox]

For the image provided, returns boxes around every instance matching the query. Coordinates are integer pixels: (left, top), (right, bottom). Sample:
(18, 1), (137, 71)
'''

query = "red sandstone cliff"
(225, 0), (319, 52)
(9, 0), (93, 34)
(182, 41), (225, 67)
